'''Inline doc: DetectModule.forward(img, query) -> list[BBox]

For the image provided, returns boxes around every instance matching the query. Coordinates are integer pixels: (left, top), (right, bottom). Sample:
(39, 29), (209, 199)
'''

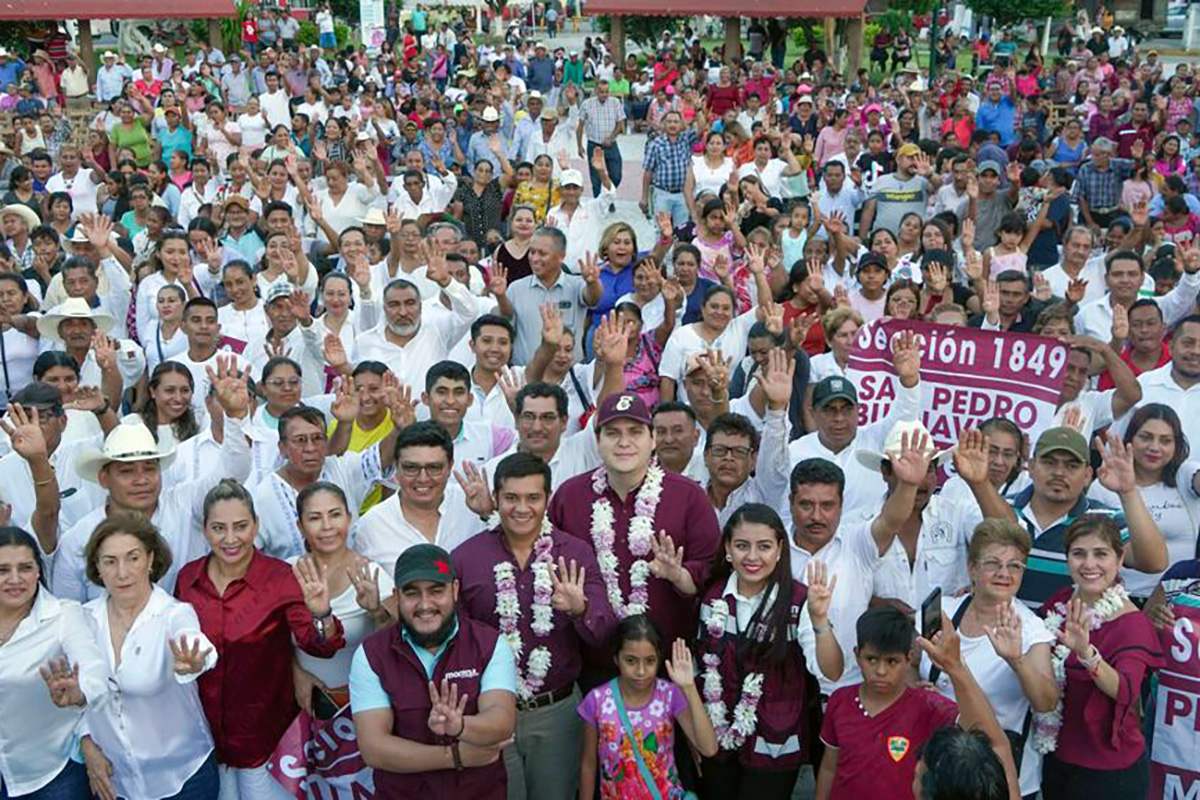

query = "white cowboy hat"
(77, 417), (176, 482)
(36, 297), (116, 343)
(480, 106), (500, 122)
(0, 204), (39, 231)
(358, 208), (387, 226)
(856, 420), (954, 472)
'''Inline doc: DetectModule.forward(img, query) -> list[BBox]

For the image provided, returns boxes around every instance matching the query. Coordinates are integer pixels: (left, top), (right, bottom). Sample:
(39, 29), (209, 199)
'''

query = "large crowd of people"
(0, 7), (1198, 800)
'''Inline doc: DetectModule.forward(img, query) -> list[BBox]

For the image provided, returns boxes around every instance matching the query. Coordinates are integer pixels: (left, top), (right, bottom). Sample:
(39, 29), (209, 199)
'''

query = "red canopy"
(0, 0), (235, 19)
(582, 0), (866, 16)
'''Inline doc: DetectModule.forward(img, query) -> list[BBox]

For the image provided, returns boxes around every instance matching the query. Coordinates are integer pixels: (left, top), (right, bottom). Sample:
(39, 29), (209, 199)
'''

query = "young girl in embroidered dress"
(696, 503), (843, 799)
(578, 616), (718, 800)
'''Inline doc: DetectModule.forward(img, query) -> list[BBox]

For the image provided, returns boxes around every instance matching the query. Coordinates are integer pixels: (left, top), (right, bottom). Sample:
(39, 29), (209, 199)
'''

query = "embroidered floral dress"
(578, 679), (688, 800)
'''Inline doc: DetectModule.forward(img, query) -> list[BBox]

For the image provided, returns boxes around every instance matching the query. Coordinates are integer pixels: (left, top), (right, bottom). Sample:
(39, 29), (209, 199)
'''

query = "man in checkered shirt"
(577, 79), (626, 198)
(640, 111), (698, 228)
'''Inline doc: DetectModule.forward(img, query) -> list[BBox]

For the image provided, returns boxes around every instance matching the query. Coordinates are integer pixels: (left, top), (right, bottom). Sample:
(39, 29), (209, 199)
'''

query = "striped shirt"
(1009, 486), (1128, 608)
(579, 95), (626, 143)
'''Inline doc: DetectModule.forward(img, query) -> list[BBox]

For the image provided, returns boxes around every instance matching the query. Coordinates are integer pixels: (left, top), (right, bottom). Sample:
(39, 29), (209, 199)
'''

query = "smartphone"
(921, 587), (943, 640)
(312, 686), (340, 721)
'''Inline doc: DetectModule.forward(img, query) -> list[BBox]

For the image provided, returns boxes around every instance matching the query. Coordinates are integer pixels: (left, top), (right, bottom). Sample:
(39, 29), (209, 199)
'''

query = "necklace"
(699, 598), (765, 750)
(1032, 583), (1129, 754)
(494, 518), (555, 701)
(589, 461), (665, 619)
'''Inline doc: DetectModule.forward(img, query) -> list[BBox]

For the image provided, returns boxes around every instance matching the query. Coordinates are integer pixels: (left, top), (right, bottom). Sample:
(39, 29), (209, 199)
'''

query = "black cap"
(856, 252), (888, 274)
(812, 376), (858, 409)
(393, 543), (456, 588)
(11, 383), (64, 416)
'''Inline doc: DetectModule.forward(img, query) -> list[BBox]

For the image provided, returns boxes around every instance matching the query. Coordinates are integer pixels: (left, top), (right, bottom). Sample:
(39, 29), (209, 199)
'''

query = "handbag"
(609, 679), (698, 800)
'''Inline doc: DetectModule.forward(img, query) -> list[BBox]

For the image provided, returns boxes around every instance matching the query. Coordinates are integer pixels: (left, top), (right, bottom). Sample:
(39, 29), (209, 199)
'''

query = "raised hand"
(960, 217), (975, 252)
(1095, 430), (1136, 494)
(539, 302), (564, 348)
(91, 332), (118, 373)
(761, 298), (785, 336)
(454, 461), (495, 518)
(577, 250), (601, 285)
(595, 312), (630, 366)
(746, 242), (767, 275)
(488, 262), (508, 298)
(664, 638), (697, 688)
(1057, 596), (1093, 659)
(699, 348), (730, 398)
(1066, 278), (1088, 305)
(497, 366), (526, 414)
(1061, 403), (1085, 432)
(293, 556), (332, 618)
(383, 374), (418, 429)
(891, 329), (922, 385)
(833, 284), (851, 308)
(656, 210), (674, 239)
(1111, 302), (1129, 341)
(168, 634), (213, 676)
(40, 656), (86, 707)
(983, 278), (1000, 319)
(760, 347), (795, 410)
(348, 558), (383, 615)
(926, 262), (949, 293)
(1032, 271), (1052, 302)
(952, 427), (989, 486)
(331, 375), (360, 422)
(323, 333), (349, 372)
(427, 679), (468, 738)
(890, 429), (934, 486)
(805, 560), (838, 624)
(916, 612), (965, 677)
(984, 603), (1023, 664)
(289, 288), (313, 325)
(550, 556), (588, 616)
(207, 355), (251, 419)
(0, 403), (48, 462)
(648, 530), (686, 584)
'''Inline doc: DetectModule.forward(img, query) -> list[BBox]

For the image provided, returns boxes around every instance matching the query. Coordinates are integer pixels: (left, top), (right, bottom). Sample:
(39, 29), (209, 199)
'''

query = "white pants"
(217, 764), (295, 800)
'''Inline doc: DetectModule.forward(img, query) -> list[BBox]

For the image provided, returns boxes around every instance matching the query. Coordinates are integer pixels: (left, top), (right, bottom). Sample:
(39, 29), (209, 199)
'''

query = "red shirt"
(707, 84), (741, 117)
(176, 552), (345, 768)
(1097, 341), (1170, 390)
(820, 684), (958, 800)
(783, 302), (827, 356)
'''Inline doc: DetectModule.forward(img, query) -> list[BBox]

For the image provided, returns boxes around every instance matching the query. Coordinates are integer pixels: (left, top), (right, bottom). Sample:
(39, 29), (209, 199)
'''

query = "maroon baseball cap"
(594, 393), (652, 429)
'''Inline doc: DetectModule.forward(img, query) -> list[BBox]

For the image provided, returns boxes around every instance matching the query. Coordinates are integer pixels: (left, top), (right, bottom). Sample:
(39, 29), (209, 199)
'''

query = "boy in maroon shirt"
(815, 606), (1020, 800)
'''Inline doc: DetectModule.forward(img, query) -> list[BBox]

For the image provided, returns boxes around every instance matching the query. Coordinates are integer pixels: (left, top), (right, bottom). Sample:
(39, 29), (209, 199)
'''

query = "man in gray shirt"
(859, 142), (941, 237)
(496, 226), (603, 364)
(968, 160), (1019, 250)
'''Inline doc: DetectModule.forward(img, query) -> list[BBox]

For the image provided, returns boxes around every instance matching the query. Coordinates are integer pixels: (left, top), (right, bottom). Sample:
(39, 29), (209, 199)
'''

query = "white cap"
(561, 169), (584, 187)
(797, 94), (813, 105)
(528, 90), (543, 100)
(0, 48), (9, 58)
(152, 43), (166, 53)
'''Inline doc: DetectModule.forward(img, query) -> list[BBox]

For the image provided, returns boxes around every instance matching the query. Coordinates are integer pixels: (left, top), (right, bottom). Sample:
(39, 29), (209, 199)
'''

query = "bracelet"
(812, 622), (833, 636)
(450, 741), (464, 772)
(34, 471), (55, 487)
(92, 399), (111, 416)
(1079, 645), (1102, 671)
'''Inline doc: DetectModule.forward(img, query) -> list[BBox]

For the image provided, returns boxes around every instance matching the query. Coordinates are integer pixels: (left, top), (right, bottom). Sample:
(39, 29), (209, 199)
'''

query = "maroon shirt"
(452, 525), (617, 694)
(176, 552), (345, 768)
(548, 466), (721, 663)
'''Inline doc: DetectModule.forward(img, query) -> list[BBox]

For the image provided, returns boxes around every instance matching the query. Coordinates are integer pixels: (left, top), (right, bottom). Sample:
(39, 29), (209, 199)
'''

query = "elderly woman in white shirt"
(307, 156), (380, 253)
(917, 518), (1060, 799)
(76, 513), (219, 800)
(294, 241), (379, 371)
(0, 527), (108, 800)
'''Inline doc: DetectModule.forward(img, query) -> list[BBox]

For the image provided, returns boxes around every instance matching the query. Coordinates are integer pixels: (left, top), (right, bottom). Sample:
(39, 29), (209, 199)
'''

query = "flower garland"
(493, 518), (556, 701)
(589, 462), (665, 618)
(1031, 583), (1129, 754)
(699, 599), (765, 751)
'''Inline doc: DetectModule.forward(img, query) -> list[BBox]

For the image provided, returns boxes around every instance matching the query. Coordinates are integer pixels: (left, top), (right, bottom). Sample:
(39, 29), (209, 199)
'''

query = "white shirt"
(51, 415), (251, 602)
(260, 89), (292, 130)
(1076, 270), (1200, 340)
(919, 595), (1053, 796)
(791, 517), (882, 694)
(1052, 388), (1114, 443)
(483, 425), (602, 491)
(808, 351), (845, 384)
(738, 158), (788, 199)
(356, 485), (487, 570)
(355, 280), (476, 394)
(0, 438), (105, 547)
(0, 592), (110, 796)
(172, 348), (252, 418)
(388, 172), (458, 218)
(288, 559), (394, 688)
(1130, 365), (1200, 459)
(659, 313), (759, 404)
(254, 444), (388, 559)
(872, 493), (983, 610)
(545, 189), (620, 275)
(45, 168), (101, 218)
(236, 112), (269, 150)
(244, 324), (325, 399)
(82, 588), (216, 800)
(690, 155), (735, 199)
(787, 381), (922, 518)
(711, 408), (792, 528)
(143, 323), (189, 375)
(217, 301), (269, 347)
(315, 183), (381, 242)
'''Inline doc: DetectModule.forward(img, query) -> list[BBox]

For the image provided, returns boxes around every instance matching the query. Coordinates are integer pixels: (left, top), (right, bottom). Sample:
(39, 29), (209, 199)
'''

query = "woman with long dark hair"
(694, 503), (842, 798)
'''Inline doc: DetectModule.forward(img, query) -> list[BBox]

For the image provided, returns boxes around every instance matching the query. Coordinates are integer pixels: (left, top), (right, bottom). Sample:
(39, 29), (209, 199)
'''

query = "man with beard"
(357, 249), (476, 395)
(352, 543), (517, 800)
(452, 453), (615, 800)
(548, 391), (721, 686)
(1009, 426), (1166, 607)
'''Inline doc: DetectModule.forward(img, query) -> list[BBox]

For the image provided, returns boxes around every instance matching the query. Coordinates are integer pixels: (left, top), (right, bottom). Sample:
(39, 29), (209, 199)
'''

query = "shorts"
(319, 31), (336, 48)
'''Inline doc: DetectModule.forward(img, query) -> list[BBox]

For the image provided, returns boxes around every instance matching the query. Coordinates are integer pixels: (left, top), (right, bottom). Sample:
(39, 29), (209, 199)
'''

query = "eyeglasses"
(978, 559), (1026, 576)
(519, 412), (560, 425)
(287, 433), (327, 448)
(709, 444), (752, 459)
(400, 461), (448, 478)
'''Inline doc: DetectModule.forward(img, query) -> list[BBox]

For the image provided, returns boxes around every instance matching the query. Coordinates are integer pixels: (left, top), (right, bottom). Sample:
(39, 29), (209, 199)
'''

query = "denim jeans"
(162, 754), (218, 800)
(652, 187), (689, 228)
(586, 140), (622, 196)
(1, 760), (88, 800)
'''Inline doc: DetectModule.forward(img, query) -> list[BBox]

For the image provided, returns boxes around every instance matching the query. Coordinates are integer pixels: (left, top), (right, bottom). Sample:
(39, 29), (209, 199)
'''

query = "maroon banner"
(267, 706), (375, 800)
(1150, 599), (1200, 800)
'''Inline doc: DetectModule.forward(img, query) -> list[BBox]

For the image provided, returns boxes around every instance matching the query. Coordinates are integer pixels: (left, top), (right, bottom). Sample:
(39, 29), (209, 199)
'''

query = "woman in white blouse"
(144, 284), (189, 375)
(136, 231), (200, 347)
(77, 513), (219, 800)
(253, 233), (318, 300)
(917, 519), (1059, 798)
(308, 159), (379, 251)
(295, 256), (378, 372)
(289, 482), (394, 706)
(0, 273), (42, 399)
(683, 130), (734, 221)
(215, 262), (269, 348)
(0, 527), (108, 799)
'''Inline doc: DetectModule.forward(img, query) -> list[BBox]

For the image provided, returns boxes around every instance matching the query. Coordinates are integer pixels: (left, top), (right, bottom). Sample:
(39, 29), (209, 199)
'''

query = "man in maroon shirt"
(548, 392), (721, 687)
(1115, 100), (1158, 160)
(453, 452), (616, 800)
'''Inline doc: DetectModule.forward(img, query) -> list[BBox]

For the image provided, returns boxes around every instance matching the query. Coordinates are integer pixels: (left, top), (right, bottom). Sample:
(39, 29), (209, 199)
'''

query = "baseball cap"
(812, 376), (858, 409)
(394, 543), (456, 588)
(977, 160), (1001, 176)
(856, 252), (888, 274)
(265, 279), (293, 304)
(896, 142), (922, 158)
(561, 169), (584, 187)
(1033, 427), (1089, 462)
(594, 393), (651, 428)
(10, 383), (64, 416)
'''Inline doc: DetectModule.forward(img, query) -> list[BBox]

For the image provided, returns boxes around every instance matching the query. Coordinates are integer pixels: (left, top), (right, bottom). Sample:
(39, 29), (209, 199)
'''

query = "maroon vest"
(697, 580), (809, 769)
(362, 618), (507, 800)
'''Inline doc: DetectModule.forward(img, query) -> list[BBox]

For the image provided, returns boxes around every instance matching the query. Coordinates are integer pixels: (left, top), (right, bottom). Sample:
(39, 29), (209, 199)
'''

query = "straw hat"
(36, 298), (116, 343)
(856, 420), (954, 472)
(77, 417), (176, 482)
(0, 205), (39, 230)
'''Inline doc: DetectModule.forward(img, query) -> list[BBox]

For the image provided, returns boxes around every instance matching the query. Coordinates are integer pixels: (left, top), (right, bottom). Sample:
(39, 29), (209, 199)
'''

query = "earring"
(725, 554), (732, 562)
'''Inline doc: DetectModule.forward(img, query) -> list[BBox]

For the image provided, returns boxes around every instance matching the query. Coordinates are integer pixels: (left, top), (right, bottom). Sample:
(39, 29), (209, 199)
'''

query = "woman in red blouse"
(176, 479), (346, 800)
(707, 67), (741, 117)
(1037, 516), (1162, 800)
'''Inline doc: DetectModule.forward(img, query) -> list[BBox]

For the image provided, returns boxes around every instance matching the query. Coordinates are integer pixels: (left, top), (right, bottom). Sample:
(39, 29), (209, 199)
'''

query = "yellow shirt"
(328, 412), (394, 512)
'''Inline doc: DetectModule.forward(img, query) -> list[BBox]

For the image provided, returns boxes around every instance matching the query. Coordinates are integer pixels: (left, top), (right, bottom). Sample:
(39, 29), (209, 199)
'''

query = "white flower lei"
(699, 599), (765, 750)
(493, 518), (556, 701)
(1031, 583), (1129, 754)
(589, 462), (665, 618)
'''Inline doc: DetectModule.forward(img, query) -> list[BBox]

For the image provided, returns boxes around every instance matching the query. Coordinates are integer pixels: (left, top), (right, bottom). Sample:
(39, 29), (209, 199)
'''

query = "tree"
(963, 0), (1068, 27)
(597, 15), (686, 49)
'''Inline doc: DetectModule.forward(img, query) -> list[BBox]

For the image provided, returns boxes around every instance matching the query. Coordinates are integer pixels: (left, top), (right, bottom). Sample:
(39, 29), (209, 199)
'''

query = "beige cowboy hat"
(36, 297), (116, 343)
(77, 416), (176, 482)
(0, 204), (39, 231)
(856, 420), (955, 472)
(358, 208), (387, 226)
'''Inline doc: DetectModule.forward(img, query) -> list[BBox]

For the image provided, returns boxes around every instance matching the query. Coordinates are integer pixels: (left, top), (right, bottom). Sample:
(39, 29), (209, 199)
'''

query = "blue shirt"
(0, 58), (27, 89)
(976, 95), (1017, 147)
(157, 125), (193, 166)
(348, 620), (517, 712)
